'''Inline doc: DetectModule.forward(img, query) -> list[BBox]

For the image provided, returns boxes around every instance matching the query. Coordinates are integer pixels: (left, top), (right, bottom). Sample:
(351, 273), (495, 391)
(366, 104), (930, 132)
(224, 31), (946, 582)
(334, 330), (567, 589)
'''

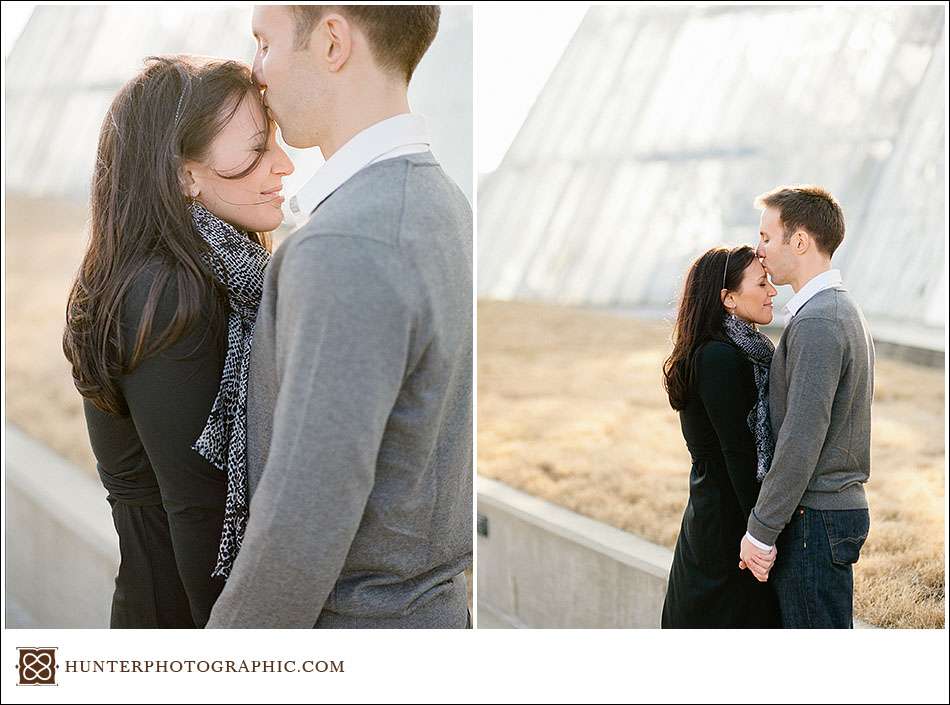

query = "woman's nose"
(272, 146), (294, 176)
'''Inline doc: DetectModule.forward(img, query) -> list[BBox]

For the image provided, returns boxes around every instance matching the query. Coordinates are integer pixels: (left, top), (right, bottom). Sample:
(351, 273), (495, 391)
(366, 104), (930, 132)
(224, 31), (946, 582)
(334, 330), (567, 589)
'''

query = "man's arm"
(747, 316), (844, 545)
(206, 234), (416, 628)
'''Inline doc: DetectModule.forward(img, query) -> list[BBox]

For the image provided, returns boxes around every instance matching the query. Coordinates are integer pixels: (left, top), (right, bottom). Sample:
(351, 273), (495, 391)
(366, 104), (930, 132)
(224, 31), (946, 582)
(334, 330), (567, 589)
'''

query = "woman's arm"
(119, 268), (228, 626)
(695, 342), (761, 518)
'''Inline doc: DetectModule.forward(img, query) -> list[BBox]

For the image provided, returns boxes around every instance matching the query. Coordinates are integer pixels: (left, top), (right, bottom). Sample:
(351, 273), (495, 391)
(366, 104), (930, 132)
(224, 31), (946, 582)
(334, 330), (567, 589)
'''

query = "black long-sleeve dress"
(82, 266), (227, 628)
(661, 340), (780, 628)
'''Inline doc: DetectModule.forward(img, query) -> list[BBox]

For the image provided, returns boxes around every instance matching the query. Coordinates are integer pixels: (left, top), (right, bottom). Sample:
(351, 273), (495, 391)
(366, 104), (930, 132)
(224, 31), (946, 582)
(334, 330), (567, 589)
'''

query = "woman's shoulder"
(122, 259), (178, 325)
(121, 258), (218, 346)
(697, 339), (740, 360)
(695, 339), (748, 374)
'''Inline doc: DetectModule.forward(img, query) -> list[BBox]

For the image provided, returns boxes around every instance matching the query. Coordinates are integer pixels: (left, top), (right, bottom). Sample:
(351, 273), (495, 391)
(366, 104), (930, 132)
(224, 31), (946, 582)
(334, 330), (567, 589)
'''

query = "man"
(207, 5), (472, 628)
(739, 185), (873, 628)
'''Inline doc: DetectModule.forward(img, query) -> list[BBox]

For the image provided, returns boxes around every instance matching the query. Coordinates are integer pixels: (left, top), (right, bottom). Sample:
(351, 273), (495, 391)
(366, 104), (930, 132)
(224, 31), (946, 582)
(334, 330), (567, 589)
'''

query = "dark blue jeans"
(771, 506), (870, 628)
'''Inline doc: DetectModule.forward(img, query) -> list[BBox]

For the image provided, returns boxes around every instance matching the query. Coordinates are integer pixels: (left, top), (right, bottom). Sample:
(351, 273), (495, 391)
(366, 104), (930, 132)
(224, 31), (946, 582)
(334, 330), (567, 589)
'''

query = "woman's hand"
(739, 536), (777, 582)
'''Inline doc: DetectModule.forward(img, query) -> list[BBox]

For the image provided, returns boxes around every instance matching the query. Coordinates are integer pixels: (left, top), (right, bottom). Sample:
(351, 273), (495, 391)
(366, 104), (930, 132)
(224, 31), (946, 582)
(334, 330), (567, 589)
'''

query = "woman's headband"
(174, 88), (186, 126)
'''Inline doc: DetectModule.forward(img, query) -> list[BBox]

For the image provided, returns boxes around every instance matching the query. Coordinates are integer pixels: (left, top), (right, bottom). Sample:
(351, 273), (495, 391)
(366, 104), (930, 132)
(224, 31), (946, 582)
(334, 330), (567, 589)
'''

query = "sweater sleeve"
(695, 342), (761, 519)
(747, 317), (844, 545)
(206, 235), (416, 628)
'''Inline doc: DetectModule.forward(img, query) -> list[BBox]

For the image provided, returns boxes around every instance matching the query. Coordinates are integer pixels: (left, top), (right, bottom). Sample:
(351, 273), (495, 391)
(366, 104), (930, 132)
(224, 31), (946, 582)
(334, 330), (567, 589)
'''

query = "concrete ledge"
(5, 424), (118, 628)
(477, 477), (672, 628)
(476, 600), (528, 629)
(478, 477), (875, 628)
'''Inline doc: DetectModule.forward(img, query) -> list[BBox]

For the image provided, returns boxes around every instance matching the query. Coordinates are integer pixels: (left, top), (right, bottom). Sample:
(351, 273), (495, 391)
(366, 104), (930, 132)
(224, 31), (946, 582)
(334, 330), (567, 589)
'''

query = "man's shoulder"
(785, 288), (869, 356)
(292, 154), (468, 251)
(268, 214), (419, 308)
(292, 156), (423, 247)
(273, 226), (404, 279)
(793, 287), (863, 325)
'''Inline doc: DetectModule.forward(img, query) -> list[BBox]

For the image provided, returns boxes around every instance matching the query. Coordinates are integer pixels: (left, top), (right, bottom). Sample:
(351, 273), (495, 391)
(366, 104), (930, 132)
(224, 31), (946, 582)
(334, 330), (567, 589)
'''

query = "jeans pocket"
(821, 509), (870, 565)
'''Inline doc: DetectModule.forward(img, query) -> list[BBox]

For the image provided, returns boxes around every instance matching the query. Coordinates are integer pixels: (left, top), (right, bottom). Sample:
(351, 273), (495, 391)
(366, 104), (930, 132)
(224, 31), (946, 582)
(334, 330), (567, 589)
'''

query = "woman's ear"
(721, 289), (735, 312)
(180, 165), (200, 199)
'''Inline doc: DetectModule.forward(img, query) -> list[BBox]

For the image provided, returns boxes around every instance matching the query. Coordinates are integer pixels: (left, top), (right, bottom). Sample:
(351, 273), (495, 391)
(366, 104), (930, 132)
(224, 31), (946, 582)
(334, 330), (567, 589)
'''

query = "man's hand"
(739, 534), (777, 582)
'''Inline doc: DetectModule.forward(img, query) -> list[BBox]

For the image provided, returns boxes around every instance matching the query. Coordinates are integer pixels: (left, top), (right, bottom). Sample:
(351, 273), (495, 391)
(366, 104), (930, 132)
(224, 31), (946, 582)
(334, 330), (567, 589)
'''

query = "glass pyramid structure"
(479, 5), (946, 346)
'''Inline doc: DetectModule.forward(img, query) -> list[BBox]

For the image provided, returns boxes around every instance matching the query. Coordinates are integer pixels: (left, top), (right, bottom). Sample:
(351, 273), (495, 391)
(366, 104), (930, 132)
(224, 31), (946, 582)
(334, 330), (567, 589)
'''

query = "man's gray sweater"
(207, 152), (473, 628)
(748, 286), (874, 546)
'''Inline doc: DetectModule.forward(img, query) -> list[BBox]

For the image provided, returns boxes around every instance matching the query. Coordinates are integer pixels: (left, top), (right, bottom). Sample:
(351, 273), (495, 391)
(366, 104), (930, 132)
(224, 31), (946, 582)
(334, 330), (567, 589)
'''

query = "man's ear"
(322, 13), (353, 73)
(792, 229), (810, 255)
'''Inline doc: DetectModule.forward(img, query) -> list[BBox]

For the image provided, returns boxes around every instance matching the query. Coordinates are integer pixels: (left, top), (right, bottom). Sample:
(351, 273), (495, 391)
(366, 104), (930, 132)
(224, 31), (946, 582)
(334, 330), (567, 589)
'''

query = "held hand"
(739, 535), (777, 582)
(750, 548), (776, 582)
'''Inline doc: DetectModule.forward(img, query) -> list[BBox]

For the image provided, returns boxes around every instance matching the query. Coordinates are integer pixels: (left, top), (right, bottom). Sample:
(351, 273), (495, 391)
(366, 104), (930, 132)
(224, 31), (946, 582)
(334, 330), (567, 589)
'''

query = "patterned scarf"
(721, 314), (776, 481)
(189, 201), (269, 578)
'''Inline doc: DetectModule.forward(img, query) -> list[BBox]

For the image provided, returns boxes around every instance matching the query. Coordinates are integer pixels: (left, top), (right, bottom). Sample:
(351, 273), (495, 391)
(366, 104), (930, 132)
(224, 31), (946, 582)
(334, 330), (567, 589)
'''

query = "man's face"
(251, 6), (328, 149)
(755, 206), (796, 286)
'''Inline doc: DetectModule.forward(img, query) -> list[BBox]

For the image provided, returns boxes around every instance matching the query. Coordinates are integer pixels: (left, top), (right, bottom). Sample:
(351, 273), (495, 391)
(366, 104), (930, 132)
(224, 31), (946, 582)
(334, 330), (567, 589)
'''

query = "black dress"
(661, 341), (780, 628)
(82, 266), (227, 628)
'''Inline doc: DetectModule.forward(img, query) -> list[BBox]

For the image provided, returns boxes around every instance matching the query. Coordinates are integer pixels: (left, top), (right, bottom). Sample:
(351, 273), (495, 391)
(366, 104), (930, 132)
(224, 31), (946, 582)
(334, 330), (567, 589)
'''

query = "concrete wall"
(477, 477), (672, 628)
(5, 425), (118, 628)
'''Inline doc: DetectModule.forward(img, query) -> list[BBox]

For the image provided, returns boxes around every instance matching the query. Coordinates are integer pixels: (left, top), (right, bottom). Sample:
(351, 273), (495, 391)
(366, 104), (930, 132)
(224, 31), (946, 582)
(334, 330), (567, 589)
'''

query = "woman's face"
(723, 258), (777, 325)
(184, 91), (294, 232)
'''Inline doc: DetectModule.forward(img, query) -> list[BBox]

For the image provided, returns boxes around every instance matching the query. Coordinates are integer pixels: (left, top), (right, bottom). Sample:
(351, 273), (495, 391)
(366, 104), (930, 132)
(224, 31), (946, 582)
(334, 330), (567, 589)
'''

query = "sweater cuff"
(747, 512), (781, 546)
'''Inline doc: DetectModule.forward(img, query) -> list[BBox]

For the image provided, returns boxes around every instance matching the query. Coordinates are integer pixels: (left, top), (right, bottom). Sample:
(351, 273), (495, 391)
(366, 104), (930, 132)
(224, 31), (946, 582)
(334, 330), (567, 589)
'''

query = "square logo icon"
(17, 647), (57, 686)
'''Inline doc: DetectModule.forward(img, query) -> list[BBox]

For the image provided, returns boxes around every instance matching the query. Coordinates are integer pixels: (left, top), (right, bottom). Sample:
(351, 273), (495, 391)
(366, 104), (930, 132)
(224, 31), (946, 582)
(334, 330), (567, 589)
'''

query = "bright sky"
(476, 4), (587, 175)
(2, 3), (34, 60)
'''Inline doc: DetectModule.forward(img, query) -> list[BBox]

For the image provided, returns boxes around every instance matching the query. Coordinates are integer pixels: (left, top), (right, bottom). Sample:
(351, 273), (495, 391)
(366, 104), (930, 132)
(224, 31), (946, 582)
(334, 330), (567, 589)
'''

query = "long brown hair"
(64, 55), (271, 416)
(663, 245), (757, 410)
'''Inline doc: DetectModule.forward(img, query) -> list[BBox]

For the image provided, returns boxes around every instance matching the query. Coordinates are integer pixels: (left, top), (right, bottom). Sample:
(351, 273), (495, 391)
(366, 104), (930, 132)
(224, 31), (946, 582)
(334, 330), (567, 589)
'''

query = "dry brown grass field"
(6, 196), (98, 475)
(477, 299), (946, 628)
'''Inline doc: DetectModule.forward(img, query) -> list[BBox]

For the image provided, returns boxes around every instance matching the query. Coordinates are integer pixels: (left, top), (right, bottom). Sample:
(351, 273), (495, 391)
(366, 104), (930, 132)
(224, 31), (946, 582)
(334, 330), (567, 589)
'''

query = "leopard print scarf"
(721, 314), (775, 481)
(189, 201), (269, 578)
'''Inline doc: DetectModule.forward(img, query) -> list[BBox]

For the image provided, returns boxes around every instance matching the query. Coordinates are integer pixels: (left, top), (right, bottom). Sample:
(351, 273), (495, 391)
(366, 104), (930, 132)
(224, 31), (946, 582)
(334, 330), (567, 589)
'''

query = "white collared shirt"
(284, 113), (431, 224)
(745, 268), (845, 552)
(783, 269), (844, 320)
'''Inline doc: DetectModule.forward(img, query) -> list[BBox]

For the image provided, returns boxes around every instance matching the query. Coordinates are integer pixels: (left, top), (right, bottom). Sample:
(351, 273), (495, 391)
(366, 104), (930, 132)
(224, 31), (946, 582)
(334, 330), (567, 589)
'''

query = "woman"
(62, 55), (293, 627)
(660, 245), (781, 628)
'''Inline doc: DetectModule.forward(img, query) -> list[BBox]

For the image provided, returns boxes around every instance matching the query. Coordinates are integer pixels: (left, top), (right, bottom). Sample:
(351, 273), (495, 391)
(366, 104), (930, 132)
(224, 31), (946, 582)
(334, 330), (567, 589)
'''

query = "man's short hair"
(754, 185), (846, 256)
(290, 5), (440, 83)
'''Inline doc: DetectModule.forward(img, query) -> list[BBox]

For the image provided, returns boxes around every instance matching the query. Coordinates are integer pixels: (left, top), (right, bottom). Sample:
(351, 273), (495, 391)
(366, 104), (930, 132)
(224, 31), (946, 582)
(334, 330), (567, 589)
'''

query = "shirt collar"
(784, 269), (844, 318)
(285, 113), (430, 223)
